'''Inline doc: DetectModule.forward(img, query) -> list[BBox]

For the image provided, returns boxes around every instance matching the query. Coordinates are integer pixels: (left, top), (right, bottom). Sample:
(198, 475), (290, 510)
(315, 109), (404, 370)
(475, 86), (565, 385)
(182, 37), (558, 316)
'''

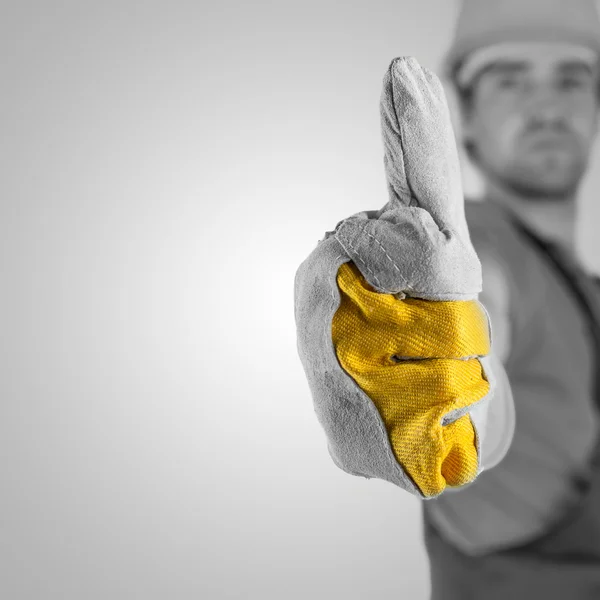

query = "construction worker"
(422, 0), (600, 597)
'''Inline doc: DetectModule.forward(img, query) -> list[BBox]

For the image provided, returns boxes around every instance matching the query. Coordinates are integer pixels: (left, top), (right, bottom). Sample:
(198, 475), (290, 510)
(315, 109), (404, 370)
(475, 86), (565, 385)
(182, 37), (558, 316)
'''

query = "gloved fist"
(294, 57), (502, 498)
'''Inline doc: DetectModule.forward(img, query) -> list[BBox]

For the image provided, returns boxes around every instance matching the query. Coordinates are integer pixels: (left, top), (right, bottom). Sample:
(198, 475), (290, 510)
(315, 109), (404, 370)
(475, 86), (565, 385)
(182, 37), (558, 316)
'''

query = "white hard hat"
(443, 0), (600, 87)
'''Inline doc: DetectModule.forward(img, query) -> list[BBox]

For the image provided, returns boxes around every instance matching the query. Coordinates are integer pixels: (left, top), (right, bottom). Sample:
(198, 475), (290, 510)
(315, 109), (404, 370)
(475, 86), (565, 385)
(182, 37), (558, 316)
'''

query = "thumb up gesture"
(294, 57), (512, 498)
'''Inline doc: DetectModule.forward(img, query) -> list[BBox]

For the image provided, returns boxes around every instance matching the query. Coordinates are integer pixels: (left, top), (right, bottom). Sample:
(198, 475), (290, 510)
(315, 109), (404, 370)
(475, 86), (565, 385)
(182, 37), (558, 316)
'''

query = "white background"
(3, 1), (600, 598)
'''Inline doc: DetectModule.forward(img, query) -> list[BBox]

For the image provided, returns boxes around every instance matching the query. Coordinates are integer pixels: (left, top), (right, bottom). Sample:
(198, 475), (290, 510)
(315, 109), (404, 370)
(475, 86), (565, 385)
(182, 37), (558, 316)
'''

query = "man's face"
(462, 48), (600, 199)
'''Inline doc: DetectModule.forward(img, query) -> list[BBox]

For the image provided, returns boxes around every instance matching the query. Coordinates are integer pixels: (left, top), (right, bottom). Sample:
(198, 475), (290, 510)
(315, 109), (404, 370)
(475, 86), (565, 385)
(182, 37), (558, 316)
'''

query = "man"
(422, 0), (600, 597)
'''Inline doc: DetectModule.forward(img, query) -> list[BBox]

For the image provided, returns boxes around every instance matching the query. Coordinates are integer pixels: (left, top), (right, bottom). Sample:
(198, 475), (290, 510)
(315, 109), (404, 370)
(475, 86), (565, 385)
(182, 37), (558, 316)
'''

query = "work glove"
(293, 56), (514, 499)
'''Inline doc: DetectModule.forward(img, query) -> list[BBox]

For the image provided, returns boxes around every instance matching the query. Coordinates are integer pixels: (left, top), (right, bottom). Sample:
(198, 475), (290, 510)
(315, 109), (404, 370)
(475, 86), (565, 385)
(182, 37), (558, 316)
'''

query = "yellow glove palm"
(332, 261), (491, 496)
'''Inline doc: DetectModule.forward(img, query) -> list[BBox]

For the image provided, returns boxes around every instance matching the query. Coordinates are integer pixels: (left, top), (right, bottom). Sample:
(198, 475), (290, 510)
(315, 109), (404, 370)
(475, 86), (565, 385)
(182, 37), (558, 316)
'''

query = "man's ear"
(460, 109), (476, 153)
(461, 118), (474, 146)
(455, 87), (476, 140)
(459, 105), (478, 165)
(454, 85), (481, 166)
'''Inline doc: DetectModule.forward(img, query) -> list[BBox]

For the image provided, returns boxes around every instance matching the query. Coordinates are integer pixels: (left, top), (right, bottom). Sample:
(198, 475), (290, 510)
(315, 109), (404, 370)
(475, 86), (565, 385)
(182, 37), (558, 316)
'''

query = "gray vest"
(423, 199), (600, 600)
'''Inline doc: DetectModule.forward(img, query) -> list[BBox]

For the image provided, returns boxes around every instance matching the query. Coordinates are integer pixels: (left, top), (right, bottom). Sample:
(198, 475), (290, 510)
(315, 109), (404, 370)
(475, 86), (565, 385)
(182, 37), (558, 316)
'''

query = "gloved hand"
(294, 56), (510, 499)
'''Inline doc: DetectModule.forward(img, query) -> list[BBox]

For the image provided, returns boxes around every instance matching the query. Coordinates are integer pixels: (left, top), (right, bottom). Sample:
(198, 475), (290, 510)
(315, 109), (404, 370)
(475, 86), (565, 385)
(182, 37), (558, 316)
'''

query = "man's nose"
(525, 85), (568, 126)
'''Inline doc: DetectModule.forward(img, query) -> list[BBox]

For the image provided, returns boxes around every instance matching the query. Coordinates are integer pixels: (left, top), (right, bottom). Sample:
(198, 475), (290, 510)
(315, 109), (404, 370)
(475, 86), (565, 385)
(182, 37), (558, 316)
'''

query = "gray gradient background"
(4, 1), (600, 599)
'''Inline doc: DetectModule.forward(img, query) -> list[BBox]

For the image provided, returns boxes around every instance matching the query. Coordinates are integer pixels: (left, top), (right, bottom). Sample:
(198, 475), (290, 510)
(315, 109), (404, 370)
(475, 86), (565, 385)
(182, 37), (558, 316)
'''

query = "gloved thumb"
(332, 56), (480, 301)
(379, 56), (470, 243)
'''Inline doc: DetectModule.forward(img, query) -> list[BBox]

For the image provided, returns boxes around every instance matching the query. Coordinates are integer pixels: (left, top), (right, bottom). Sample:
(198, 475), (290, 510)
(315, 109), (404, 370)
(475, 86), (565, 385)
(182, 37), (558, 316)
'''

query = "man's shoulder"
(463, 199), (545, 294)
(463, 197), (504, 227)
(463, 197), (512, 243)
(462, 198), (525, 270)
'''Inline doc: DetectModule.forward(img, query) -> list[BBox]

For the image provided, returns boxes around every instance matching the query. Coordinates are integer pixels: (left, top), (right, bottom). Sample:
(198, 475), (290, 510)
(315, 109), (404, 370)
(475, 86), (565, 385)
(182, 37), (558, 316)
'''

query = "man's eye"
(559, 77), (588, 89)
(496, 76), (520, 89)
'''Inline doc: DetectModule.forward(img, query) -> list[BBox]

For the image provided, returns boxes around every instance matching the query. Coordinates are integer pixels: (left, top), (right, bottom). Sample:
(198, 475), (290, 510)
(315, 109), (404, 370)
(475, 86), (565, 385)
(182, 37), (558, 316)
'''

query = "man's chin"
(504, 175), (579, 200)
(506, 160), (584, 200)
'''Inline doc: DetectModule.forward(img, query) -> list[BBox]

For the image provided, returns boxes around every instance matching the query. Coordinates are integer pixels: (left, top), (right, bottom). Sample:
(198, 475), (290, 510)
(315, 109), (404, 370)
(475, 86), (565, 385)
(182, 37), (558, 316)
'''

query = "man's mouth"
(525, 132), (573, 150)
